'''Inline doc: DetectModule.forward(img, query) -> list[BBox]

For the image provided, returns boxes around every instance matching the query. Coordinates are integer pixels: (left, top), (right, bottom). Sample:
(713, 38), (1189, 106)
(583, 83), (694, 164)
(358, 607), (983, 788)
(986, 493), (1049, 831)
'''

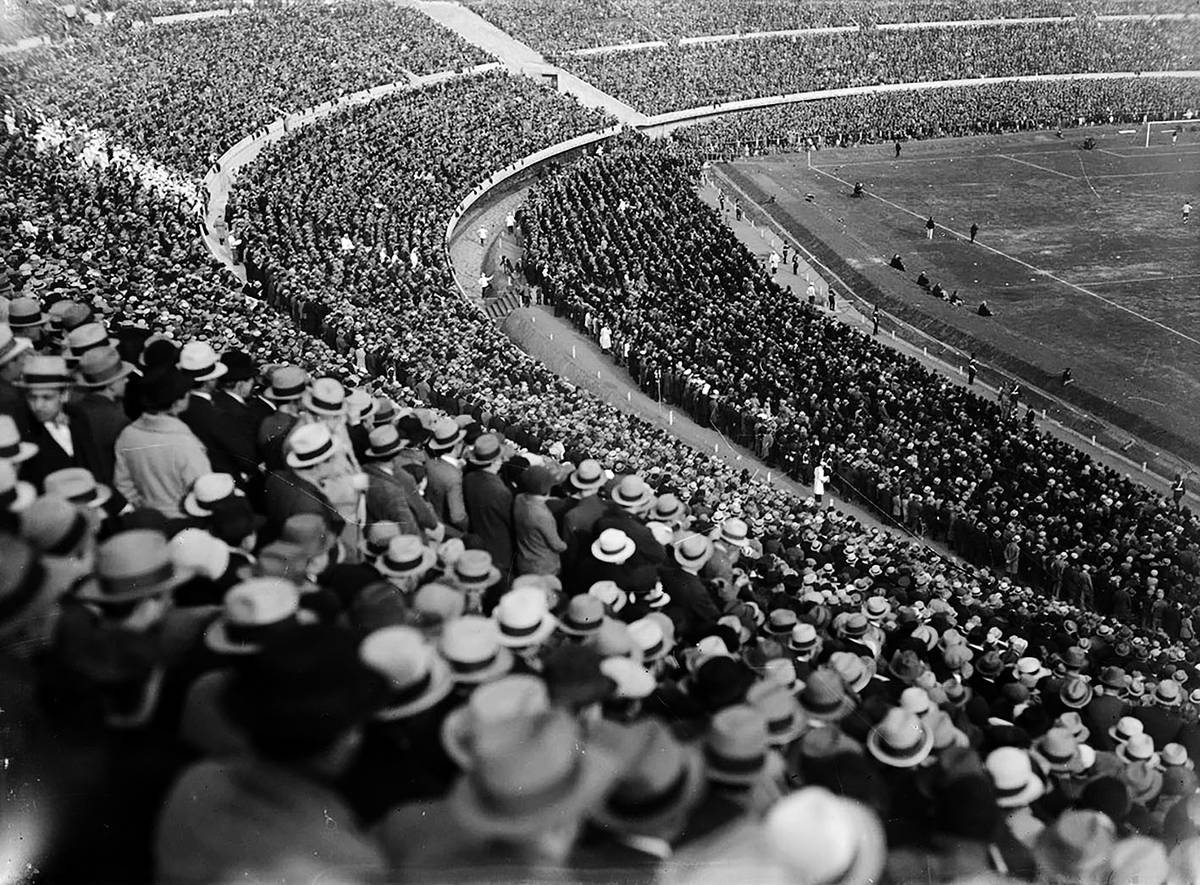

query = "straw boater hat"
(611, 475), (654, 512)
(568, 459), (606, 493)
(302, 377), (347, 417)
(592, 528), (637, 564)
(1033, 728), (1087, 775)
(868, 709), (934, 769)
(263, 365), (309, 402)
(590, 718), (706, 836)
(438, 615), (514, 685)
(177, 341), (227, 383)
(75, 529), (185, 604)
(74, 346), (136, 390)
(705, 704), (776, 788)
(183, 473), (242, 518)
(492, 586), (557, 648)
(798, 669), (854, 723)
(986, 747), (1046, 808)
(450, 710), (626, 839)
(19, 496), (88, 555)
(285, 424), (339, 470)
(1117, 732), (1161, 769)
(44, 468), (111, 509)
(204, 578), (310, 656)
(359, 626), (454, 720)
(365, 425), (405, 461)
(375, 535), (437, 582)
(65, 322), (116, 362)
(712, 517), (751, 549)
(7, 296), (49, 328)
(628, 617), (673, 664)
(466, 433), (504, 467)
(747, 680), (806, 747)
(15, 354), (72, 389)
(426, 417), (466, 452)
(674, 534), (714, 571)
(759, 788), (888, 885)
(558, 594), (606, 638)
(650, 494), (688, 526)
(449, 549), (501, 591)
(440, 675), (551, 769)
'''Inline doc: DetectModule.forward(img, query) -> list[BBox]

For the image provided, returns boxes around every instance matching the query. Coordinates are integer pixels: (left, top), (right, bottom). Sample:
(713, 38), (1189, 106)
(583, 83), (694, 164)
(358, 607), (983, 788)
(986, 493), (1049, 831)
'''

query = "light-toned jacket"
(113, 413), (211, 518)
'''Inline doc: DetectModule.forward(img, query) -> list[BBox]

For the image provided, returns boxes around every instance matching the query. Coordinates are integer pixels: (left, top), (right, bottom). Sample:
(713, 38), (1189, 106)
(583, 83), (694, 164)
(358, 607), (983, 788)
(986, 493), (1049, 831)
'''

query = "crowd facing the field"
(559, 19), (1200, 114)
(1, 0), (488, 173)
(522, 135), (1200, 631)
(465, 0), (1200, 51)
(676, 78), (1200, 155)
(5, 2), (1200, 882)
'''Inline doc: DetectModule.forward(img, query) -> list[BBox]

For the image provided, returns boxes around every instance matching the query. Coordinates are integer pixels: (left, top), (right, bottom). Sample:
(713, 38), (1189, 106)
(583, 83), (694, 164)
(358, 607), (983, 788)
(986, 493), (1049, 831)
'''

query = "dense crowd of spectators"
(559, 19), (1200, 113)
(676, 78), (1200, 155)
(9, 92), (1200, 880)
(465, 0), (1200, 51)
(5, 3), (1200, 882)
(1, 0), (489, 173)
(522, 135), (1200, 628)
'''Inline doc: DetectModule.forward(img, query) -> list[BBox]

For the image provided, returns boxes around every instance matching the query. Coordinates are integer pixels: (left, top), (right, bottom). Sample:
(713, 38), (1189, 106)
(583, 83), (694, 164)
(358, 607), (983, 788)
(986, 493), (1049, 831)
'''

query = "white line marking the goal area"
(804, 164), (1200, 349)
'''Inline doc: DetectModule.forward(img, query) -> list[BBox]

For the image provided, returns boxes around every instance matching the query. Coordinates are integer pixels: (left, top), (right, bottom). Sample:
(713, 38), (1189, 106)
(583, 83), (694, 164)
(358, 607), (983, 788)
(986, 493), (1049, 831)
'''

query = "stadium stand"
(558, 20), (1200, 113)
(2, 3), (1200, 883)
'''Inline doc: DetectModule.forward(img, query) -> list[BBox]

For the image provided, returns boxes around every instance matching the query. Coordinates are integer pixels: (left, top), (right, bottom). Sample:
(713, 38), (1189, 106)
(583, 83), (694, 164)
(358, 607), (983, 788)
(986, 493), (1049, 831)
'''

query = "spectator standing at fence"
(968, 354), (978, 385)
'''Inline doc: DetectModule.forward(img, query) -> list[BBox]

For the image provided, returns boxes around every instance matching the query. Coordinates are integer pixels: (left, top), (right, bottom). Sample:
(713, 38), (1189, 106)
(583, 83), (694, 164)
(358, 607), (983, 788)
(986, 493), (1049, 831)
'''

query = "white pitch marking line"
(805, 164), (1200, 349)
(1076, 271), (1200, 286)
(997, 153), (1078, 179)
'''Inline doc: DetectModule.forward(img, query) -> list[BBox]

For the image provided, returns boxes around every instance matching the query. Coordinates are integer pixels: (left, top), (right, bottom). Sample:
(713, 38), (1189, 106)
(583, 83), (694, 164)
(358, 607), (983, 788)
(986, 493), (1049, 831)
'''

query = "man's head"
(17, 355), (72, 423)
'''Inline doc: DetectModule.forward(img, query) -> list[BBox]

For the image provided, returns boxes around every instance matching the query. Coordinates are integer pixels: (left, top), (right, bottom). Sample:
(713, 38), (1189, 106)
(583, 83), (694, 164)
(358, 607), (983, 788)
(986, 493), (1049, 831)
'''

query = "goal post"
(1144, 118), (1196, 148)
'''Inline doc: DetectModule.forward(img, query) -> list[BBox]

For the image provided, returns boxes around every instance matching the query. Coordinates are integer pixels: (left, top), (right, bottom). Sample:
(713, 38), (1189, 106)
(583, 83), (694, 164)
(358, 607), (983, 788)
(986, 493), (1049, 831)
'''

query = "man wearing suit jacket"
(15, 355), (87, 491)
(212, 350), (262, 470)
(462, 433), (514, 576)
(257, 365), (309, 471)
(70, 346), (134, 486)
(178, 342), (257, 482)
(361, 425), (436, 538)
(423, 417), (468, 534)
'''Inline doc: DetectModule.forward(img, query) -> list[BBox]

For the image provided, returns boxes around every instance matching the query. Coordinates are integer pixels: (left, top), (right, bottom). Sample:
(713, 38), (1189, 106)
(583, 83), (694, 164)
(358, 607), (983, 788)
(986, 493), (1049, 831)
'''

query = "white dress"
(812, 463), (827, 498)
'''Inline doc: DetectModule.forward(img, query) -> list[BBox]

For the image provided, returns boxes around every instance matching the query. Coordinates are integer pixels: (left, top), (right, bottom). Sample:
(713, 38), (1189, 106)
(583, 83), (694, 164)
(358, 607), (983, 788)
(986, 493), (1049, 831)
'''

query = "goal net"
(1143, 118), (1199, 148)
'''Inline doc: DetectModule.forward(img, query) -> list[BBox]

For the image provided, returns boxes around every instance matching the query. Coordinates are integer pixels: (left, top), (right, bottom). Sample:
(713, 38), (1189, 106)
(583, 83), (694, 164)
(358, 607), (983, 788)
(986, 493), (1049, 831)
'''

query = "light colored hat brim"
(376, 547), (438, 580)
(589, 744), (706, 835)
(187, 363), (228, 383)
(427, 429), (467, 451)
(2, 441), (39, 464)
(375, 656), (455, 720)
(183, 493), (216, 519)
(994, 773), (1045, 808)
(285, 440), (339, 470)
(444, 645), (514, 685)
(450, 742), (622, 840)
(301, 393), (346, 416)
(79, 485), (113, 509)
(494, 614), (558, 649)
(592, 537), (637, 564)
(74, 361), (136, 389)
(451, 566), (502, 590)
(867, 724), (935, 769)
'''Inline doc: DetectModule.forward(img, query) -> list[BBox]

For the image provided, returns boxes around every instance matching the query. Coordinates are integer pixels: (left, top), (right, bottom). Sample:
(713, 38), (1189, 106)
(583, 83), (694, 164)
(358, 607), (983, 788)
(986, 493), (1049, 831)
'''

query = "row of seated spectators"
(557, 19), (1200, 114)
(0, 0), (489, 174)
(9, 69), (1200, 885)
(520, 132), (1200, 640)
(674, 78), (1200, 157)
(465, 0), (1200, 51)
